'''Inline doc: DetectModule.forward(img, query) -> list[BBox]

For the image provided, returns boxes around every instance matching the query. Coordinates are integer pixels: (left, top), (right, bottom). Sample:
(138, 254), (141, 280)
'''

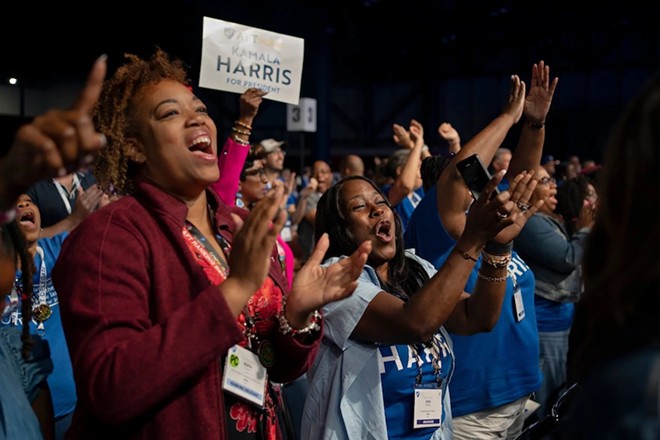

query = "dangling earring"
(235, 192), (245, 208)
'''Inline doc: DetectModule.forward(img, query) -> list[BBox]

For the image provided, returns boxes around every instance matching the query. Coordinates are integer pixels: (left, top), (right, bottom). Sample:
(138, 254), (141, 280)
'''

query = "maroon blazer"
(53, 178), (320, 439)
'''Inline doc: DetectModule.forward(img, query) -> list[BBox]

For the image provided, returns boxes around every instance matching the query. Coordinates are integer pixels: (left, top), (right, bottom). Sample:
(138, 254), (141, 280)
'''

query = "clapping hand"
(393, 119), (424, 150)
(284, 234), (372, 328)
(464, 170), (542, 245)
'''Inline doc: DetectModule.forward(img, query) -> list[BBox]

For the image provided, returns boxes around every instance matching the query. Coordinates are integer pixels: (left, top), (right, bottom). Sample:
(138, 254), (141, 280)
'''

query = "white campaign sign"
(199, 17), (305, 105)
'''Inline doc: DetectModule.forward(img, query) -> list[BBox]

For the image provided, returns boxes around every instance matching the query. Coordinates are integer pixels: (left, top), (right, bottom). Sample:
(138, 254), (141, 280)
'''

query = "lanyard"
(182, 221), (230, 277)
(9, 246), (51, 333)
(34, 246), (47, 305)
(182, 218), (274, 366)
(53, 173), (80, 214)
(412, 333), (449, 386)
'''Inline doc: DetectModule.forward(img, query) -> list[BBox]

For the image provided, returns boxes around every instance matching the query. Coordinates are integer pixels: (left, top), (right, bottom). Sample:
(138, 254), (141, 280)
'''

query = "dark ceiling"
(2, 1), (657, 88)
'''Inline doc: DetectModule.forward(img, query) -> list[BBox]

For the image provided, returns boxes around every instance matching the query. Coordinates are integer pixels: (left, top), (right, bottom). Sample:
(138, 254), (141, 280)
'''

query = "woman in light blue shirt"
(301, 174), (539, 439)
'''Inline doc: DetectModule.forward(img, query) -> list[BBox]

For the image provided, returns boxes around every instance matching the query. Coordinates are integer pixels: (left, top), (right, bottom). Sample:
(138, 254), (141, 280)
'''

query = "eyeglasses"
(539, 176), (556, 185)
(245, 168), (267, 178)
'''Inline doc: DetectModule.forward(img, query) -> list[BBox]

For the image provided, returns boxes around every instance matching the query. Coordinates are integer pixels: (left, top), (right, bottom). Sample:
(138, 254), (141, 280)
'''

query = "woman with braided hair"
(1, 221), (54, 440)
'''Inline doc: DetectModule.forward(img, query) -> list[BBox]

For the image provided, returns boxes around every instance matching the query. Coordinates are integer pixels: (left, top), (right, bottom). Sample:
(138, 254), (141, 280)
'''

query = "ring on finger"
(496, 211), (508, 220)
(516, 202), (530, 212)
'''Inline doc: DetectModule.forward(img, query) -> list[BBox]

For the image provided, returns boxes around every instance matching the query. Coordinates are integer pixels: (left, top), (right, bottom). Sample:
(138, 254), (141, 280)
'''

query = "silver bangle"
(277, 296), (322, 336)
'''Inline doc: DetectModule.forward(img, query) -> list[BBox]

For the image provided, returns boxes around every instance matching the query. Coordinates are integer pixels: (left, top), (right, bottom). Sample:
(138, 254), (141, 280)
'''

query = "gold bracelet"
(481, 251), (511, 268)
(453, 246), (478, 262)
(477, 272), (507, 283)
(231, 126), (252, 136)
(234, 120), (253, 131)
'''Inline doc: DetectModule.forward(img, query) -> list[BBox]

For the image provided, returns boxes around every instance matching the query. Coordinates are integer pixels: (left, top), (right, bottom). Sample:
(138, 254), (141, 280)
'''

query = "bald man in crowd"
(339, 154), (365, 177)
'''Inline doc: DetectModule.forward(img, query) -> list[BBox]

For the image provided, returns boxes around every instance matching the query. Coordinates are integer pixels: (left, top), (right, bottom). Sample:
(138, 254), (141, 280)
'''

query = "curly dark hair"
(93, 48), (190, 195)
(555, 175), (595, 236)
(314, 175), (429, 299)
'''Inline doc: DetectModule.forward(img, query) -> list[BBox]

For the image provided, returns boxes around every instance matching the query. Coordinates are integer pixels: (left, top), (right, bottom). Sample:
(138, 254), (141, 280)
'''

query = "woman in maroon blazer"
(52, 48), (370, 440)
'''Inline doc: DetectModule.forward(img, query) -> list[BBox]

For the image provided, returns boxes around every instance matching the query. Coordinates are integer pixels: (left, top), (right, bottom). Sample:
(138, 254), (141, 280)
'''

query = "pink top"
(211, 137), (295, 289)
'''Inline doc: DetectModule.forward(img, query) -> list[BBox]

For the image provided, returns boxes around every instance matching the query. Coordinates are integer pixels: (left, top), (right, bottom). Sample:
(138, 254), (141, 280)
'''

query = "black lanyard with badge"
(411, 334), (449, 429)
(185, 217), (271, 409)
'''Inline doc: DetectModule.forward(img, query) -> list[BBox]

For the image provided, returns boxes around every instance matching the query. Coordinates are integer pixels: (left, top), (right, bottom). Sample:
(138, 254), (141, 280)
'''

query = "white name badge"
(222, 344), (267, 408)
(413, 384), (442, 429)
(513, 286), (526, 322)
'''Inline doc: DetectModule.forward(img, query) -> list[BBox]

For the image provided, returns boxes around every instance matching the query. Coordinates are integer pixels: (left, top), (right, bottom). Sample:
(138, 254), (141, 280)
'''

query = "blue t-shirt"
(405, 184), (542, 416)
(534, 296), (574, 332)
(1, 232), (77, 418)
(379, 331), (454, 439)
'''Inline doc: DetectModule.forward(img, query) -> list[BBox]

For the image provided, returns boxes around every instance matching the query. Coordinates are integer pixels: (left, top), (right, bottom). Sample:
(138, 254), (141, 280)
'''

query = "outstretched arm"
(212, 88), (266, 205)
(437, 74), (526, 240)
(509, 60), (559, 178)
(352, 170), (540, 344)
(438, 122), (461, 154)
(388, 119), (426, 206)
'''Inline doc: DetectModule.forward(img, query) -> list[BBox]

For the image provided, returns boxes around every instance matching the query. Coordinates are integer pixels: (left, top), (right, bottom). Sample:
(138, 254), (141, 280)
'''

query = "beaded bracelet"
(481, 251), (511, 269)
(231, 134), (250, 146)
(0, 207), (17, 226)
(234, 120), (253, 131)
(277, 297), (322, 337)
(453, 246), (478, 262)
(477, 272), (507, 283)
(231, 126), (252, 136)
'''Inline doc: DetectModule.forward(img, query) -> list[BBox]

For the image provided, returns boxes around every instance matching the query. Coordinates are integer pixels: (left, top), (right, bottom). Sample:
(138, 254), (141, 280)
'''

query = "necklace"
(32, 247), (52, 326)
(11, 246), (51, 335)
(182, 209), (275, 368)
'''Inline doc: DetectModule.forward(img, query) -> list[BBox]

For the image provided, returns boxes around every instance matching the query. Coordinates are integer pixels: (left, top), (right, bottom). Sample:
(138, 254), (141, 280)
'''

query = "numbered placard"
(287, 98), (317, 132)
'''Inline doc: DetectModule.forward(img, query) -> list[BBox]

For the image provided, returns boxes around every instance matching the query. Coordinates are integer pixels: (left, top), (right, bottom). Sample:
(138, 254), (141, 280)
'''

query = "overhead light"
(8, 77), (18, 85)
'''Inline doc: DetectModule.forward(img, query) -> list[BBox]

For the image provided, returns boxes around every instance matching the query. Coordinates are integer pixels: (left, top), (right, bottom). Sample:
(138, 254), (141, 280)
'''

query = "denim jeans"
(536, 329), (570, 417)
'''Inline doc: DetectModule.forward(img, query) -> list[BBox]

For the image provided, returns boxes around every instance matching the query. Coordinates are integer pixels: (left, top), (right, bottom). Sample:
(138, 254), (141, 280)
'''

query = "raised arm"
(444, 170), (543, 334)
(438, 122), (461, 154)
(212, 88), (266, 205)
(353, 171), (540, 343)
(387, 119), (427, 206)
(508, 60), (559, 178)
(437, 74), (526, 240)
